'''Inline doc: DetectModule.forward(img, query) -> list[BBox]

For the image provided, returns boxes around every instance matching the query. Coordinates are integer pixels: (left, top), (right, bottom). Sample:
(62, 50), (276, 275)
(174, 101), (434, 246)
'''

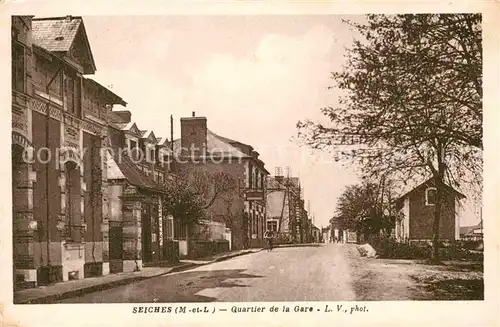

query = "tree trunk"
(431, 183), (442, 261)
(431, 161), (446, 263)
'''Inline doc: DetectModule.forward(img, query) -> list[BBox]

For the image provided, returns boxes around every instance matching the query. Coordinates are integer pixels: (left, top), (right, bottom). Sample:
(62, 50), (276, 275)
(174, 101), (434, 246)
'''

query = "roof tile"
(32, 17), (82, 52)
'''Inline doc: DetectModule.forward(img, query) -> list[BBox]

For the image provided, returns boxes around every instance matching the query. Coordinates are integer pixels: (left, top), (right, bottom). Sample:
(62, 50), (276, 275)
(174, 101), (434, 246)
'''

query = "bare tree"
(298, 14), (482, 262)
(162, 167), (237, 233)
(187, 168), (237, 209)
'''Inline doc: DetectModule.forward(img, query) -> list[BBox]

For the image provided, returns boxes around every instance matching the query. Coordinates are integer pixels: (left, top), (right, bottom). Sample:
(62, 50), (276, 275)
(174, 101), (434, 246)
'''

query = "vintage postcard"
(1, 1), (499, 327)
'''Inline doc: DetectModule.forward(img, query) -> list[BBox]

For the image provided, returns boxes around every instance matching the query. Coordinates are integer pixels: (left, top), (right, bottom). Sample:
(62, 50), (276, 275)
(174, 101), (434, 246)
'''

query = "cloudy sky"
(81, 15), (479, 227)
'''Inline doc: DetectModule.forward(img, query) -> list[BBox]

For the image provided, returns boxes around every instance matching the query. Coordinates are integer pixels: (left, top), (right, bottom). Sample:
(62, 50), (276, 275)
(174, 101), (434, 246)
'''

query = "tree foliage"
(335, 181), (395, 237)
(297, 14), (483, 260)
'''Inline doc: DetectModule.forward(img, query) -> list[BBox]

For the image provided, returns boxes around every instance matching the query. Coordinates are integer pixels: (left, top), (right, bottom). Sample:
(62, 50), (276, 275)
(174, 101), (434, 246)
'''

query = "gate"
(109, 221), (123, 273)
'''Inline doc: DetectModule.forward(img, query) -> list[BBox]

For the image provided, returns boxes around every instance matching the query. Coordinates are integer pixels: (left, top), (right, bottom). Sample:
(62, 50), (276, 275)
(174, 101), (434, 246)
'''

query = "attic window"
(425, 187), (437, 206)
(55, 36), (64, 41)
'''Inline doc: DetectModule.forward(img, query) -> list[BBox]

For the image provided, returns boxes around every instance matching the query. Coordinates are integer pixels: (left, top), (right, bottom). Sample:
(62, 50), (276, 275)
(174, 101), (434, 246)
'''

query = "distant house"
(394, 179), (466, 243)
(460, 221), (483, 241)
(311, 225), (321, 243)
(321, 226), (330, 243)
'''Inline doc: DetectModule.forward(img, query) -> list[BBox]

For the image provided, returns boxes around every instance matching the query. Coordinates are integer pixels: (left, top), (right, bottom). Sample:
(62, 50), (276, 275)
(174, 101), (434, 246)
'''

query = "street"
(58, 244), (420, 303)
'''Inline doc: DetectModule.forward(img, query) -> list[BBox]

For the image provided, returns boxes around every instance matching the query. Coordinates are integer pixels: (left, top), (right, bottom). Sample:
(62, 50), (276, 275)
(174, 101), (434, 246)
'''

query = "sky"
(81, 15), (480, 228)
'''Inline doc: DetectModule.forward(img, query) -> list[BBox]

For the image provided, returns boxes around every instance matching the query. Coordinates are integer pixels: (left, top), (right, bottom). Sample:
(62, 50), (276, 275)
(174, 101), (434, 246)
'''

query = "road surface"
(59, 243), (414, 303)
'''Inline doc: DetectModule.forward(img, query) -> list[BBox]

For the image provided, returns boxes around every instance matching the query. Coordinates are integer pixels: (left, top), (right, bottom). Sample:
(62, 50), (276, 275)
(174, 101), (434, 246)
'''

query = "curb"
(15, 250), (260, 304)
(213, 250), (261, 262)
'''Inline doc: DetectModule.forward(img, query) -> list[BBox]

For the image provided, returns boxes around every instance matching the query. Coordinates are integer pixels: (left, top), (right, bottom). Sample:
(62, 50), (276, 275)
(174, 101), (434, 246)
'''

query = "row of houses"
(265, 172), (317, 244)
(11, 15), (315, 290)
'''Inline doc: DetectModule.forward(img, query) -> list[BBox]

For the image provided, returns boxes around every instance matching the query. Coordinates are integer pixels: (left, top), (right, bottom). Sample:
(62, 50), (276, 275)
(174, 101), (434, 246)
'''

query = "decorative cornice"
(28, 96), (105, 136)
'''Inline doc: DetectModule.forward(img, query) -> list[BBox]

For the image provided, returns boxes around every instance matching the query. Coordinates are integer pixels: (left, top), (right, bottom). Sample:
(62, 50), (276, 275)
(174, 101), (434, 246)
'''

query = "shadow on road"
(62, 269), (264, 303)
(168, 269), (265, 302)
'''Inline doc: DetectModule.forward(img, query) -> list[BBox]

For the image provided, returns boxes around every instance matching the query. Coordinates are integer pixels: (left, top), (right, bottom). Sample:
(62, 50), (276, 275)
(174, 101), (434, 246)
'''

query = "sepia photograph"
(9, 12), (486, 306)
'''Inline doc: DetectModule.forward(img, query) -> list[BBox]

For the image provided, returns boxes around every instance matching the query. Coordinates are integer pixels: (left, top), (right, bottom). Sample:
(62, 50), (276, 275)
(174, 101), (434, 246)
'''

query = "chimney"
(180, 114), (207, 158)
(66, 15), (73, 21)
(192, 111), (196, 117)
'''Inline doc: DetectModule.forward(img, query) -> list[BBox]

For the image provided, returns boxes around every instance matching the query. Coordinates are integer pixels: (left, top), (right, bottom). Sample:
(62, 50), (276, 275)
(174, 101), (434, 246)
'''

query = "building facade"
(11, 16), (127, 289)
(105, 109), (175, 272)
(172, 113), (269, 250)
(394, 179), (465, 243)
(311, 226), (321, 243)
(265, 174), (304, 243)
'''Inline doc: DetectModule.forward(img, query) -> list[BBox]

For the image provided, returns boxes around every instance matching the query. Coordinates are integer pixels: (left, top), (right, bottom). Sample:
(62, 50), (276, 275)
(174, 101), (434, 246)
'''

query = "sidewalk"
(14, 248), (261, 304)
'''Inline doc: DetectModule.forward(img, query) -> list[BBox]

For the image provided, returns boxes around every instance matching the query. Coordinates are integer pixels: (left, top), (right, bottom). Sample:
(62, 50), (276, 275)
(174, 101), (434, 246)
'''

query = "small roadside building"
(394, 179), (466, 243)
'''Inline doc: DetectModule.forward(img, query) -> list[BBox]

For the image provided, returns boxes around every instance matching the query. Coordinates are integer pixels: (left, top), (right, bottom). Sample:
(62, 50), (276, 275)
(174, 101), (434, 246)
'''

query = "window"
(12, 42), (25, 92)
(425, 187), (437, 206)
(129, 140), (137, 150)
(65, 161), (81, 242)
(248, 163), (253, 188)
(64, 73), (81, 116)
(254, 170), (259, 189)
(267, 221), (278, 232)
(148, 148), (155, 163)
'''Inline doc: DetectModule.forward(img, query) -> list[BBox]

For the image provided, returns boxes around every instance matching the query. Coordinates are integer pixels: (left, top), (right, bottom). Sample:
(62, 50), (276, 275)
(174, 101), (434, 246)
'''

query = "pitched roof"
(106, 148), (165, 192)
(172, 129), (249, 159)
(32, 16), (96, 73)
(141, 130), (157, 143)
(156, 137), (170, 147)
(395, 178), (466, 203)
(32, 16), (81, 52)
(82, 78), (127, 106)
(119, 122), (142, 136)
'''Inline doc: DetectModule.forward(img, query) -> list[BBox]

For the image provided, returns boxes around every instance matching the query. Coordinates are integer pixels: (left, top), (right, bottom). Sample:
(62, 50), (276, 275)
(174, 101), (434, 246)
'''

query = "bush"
(367, 235), (484, 261)
(367, 235), (431, 259)
(439, 243), (483, 261)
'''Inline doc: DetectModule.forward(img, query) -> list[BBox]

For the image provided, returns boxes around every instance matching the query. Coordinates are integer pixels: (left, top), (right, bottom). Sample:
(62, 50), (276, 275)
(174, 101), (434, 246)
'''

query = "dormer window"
(129, 140), (137, 150)
(148, 148), (155, 163)
(425, 187), (437, 206)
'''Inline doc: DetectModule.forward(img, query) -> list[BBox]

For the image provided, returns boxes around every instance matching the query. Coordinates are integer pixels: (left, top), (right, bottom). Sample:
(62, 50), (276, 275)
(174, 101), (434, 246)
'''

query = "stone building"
(105, 109), (175, 272)
(265, 174), (303, 243)
(172, 113), (269, 250)
(11, 16), (126, 289)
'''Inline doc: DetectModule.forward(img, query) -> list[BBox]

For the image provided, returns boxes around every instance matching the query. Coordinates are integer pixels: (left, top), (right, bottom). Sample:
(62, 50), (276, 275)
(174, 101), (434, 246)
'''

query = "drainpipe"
(45, 63), (63, 283)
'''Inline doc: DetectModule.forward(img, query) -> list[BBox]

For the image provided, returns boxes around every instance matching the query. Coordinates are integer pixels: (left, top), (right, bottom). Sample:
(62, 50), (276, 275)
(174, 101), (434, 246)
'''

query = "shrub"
(367, 235), (431, 259)
(367, 235), (484, 261)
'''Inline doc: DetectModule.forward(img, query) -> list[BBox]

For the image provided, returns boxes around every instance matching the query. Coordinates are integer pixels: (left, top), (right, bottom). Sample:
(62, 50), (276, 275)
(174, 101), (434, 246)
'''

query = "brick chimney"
(180, 112), (207, 157)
